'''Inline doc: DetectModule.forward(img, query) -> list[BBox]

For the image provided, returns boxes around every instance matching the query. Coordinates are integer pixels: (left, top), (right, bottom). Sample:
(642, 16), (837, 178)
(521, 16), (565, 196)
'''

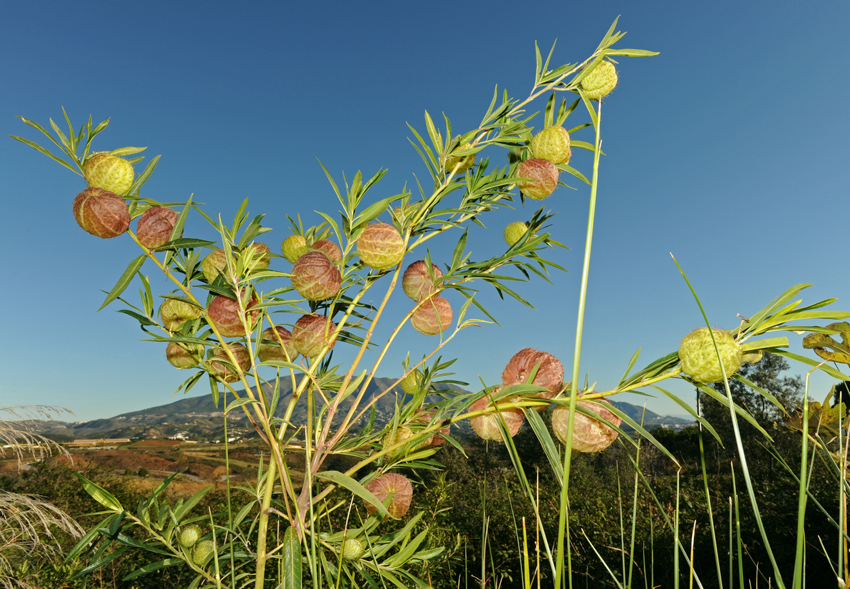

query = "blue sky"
(1, 1), (848, 422)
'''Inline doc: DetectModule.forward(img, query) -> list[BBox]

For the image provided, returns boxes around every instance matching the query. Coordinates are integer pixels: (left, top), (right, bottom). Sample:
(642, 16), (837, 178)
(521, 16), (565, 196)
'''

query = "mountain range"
(30, 377), (694, 442)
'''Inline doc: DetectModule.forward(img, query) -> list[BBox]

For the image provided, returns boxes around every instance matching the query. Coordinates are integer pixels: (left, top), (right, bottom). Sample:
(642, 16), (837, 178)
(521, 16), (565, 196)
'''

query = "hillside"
(30, 378), (693, 441)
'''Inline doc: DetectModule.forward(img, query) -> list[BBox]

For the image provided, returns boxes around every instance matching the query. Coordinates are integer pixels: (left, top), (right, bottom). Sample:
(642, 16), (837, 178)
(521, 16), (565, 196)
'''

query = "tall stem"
(555, 99), (603, 589)
(254, 454), (278, 589)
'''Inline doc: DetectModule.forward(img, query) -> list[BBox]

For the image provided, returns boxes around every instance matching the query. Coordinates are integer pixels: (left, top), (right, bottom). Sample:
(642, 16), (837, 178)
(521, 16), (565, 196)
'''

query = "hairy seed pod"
(504, 222), (528, 247)
(357, 222), (405, 270)
(291, 251), (342, 301)
(445, 142), (475, 174)
(137, 206), (179, 250)
(399, 370), (422, 396)
(678, 327), (743, 383)
(159, 298), (203, 331)
(210, 343), (251, 383)
(84, 152), (134, 195)
(166, 342), (200, 369)
(502, 348), (564, 408)
(248, 242), (271, 270)
(531, 126), (571, 165)
(517, 158), (559, 200)
(581, 60), (618, 100)
(191, 539), (215, 566)
(402, 261), (443, 301)
(364, 473), (413, 518)
(469, 395), (524, 441)
(258, 326), (298, 363)
(202, 249), (231, 283)
(309, 239), (342, 263)
(342, 538), (364, 561)
(207, 292), (259, 337)
(73, 187), (130, 239)
(742, 349), (763, 365)
(382, 426), (416, 453)
(411, 296), (453, 336)
(292, 314), (337, 358)
(179, 524), (202, 548)
(281, 235), (309, 263)
(551, 398), (620, 452)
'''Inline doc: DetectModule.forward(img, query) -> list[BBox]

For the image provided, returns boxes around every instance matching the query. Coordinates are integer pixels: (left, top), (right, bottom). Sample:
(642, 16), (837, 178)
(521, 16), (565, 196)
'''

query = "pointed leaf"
(99, 254), (146, 311)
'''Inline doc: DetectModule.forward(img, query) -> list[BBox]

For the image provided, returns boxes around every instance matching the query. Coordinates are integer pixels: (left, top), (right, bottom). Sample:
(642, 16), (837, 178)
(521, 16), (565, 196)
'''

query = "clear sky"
(1, 1), (848, 422)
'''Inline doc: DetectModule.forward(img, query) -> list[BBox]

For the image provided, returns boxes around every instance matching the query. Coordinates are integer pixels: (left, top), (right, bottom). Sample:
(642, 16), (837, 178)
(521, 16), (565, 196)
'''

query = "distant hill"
(30, 378), (693, 441)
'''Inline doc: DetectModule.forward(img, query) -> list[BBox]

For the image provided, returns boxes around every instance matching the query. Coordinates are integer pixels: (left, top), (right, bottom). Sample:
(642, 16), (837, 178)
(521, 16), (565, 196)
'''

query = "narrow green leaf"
(73, 471), (123, 511)
(127, 154), (161, 196)
(122, 558), (184, 581)
(605, 48), (660, 57)
(354, 195), (397, 227)
(10, 135), (81, 175)
(99, 254), (146, 311)
(65, 514), (113, 562)
(111, 146), (147, 156)
(281, 526), (302, 589)
(69, 547), (129, 580)
(315, 471), (390, 517)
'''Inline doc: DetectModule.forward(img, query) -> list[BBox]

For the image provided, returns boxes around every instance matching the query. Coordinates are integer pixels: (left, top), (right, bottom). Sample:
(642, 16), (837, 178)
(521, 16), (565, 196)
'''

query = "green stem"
(254, 453), (278, 589)
(555, 98), (603, 589)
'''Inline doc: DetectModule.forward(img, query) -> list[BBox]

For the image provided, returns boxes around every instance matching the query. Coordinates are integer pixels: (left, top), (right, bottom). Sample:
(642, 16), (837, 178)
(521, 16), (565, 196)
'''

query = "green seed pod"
(202, 249), (231, 283)
(742, 349), (763, 365)
(72, 187), (130, 239)
(166, 342), (201, 369)
(504, 222), (528, 247)
(341, 538), (365, 561)
(517, 158), (559, 200)
(84, 152), (134, 195)
(399, 370), (421, 396)
(281, 235), (309, 263)
(445, 142), (475, 174)
(191, 539), (215, 566)
(179, 524), (202, 549)
(159, 298), (203, 331)
(357, 223), (405, 270)
(678, 328), (743, 383)
(551, 398), (620, 452)
(581, 60), (618, 100)
(530, 126), (571, 165)
(248, 242), (271, 270)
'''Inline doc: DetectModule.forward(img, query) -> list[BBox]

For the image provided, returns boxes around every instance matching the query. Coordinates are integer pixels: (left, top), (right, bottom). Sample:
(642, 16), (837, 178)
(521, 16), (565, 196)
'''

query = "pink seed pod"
(530, 126), (571, 165)
(137, 206), (179, 250)
(210, 343), (251, 383)
(357, 222), (405, 270)
(551, 397), (621, 452)
(207, 292), (260, 337)
(166, 342), (200, 369)
(411, 297), (453, 336)
(469, 395), (524, 441)
(364, 473), (413, 518)
(412, 410), (451, 446)
(72, 187), (130, 239)
(309, 239), (342, 263)
(257, 326), (299, 363)
(501, 348), (564, 409)
(517, 158), (559, 200)
(291, 314), (337, 358)
(402, 261), (443, 301)
(291, 251), (342, 301)
(159, 298), (203, 331)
